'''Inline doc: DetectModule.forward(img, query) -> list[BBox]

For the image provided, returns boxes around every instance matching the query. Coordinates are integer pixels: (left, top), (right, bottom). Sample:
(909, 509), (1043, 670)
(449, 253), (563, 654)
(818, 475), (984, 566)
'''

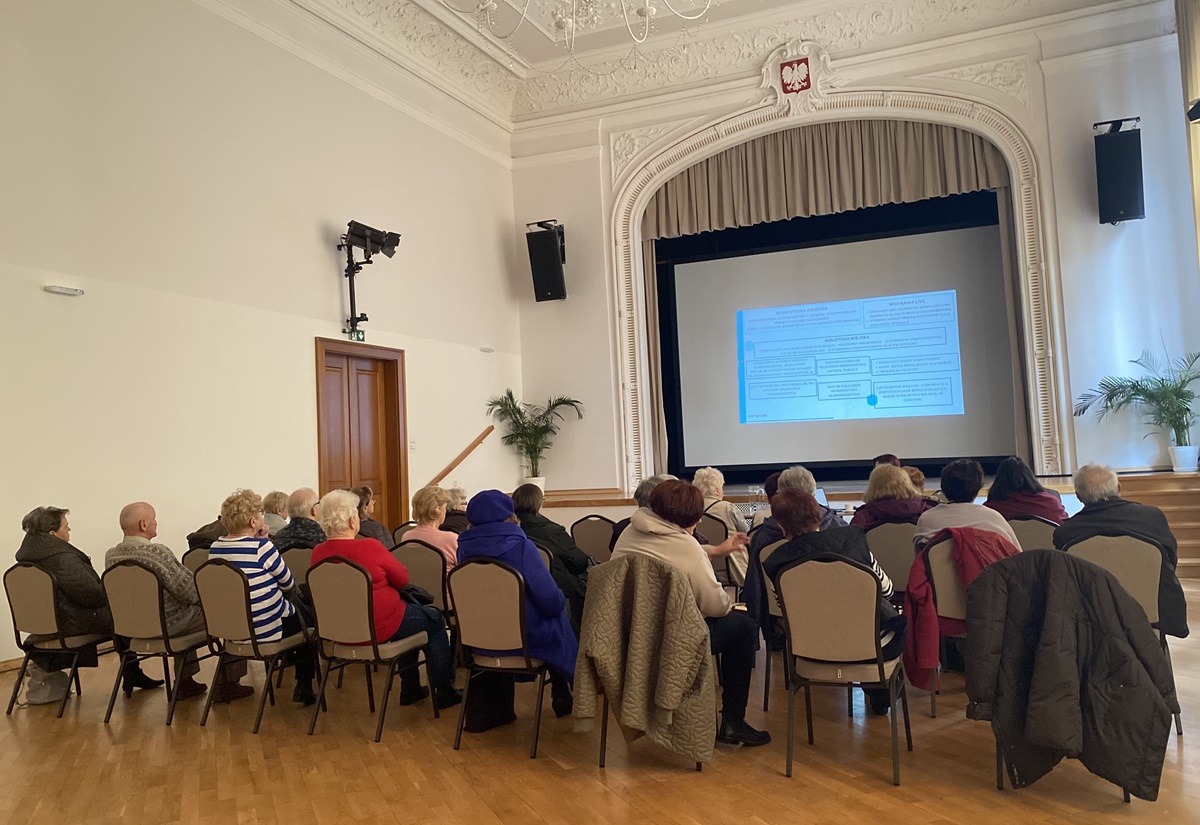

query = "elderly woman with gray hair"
(692, 467), (751, 584)
(310, 490), (462, 708)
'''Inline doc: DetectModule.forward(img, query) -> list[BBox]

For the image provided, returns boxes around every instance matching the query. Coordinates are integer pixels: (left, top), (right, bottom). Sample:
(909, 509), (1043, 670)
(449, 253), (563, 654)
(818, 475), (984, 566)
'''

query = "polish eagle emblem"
(780, 58), (811, 93)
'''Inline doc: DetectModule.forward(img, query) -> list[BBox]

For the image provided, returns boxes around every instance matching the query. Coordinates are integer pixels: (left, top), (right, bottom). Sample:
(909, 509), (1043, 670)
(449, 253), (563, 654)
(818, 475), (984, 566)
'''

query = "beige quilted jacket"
(574, 554), (716, 763)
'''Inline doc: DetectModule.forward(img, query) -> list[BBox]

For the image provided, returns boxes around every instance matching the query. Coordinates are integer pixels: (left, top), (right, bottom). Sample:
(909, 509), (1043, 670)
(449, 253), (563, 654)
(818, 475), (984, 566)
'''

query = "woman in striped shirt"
(209, 489), (318, 705)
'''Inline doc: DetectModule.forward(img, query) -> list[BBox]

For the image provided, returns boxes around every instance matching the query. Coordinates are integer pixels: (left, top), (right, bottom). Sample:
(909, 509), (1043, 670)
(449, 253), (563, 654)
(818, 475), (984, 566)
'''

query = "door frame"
(315, 337), (409, 525)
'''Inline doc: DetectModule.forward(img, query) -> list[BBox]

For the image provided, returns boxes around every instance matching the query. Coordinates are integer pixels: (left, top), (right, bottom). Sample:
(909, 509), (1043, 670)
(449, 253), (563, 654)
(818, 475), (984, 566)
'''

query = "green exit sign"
(349, 329), (365, 342)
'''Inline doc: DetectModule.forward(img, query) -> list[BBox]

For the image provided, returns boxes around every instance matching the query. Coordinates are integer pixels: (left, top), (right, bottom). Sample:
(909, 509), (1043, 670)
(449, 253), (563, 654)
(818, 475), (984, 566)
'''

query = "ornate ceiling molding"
(515, 0), (1043, 114)
(922, 56), (1032, 107)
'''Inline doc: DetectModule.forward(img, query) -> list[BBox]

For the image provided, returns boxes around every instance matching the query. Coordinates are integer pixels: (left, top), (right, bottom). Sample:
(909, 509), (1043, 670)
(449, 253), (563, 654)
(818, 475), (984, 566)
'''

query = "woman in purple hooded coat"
(456, 490), (577, 722)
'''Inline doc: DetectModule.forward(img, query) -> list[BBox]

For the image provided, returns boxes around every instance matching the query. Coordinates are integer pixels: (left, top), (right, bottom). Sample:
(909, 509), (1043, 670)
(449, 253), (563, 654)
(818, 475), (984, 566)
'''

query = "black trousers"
(707, 611), (757, 722)
(279, 613), (316, 686)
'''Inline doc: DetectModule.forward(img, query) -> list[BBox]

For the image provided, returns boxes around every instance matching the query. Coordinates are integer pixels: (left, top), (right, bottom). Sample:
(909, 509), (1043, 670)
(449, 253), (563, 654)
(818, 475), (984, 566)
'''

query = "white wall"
(0, 2), (525, 659)
(1045, 37), (1200, 470)
(512, 152), (624, 489)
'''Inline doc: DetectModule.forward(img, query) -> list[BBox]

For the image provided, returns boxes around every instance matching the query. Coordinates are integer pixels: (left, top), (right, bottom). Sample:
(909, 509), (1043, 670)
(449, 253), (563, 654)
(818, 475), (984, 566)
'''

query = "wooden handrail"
(425, 425), (495, 488)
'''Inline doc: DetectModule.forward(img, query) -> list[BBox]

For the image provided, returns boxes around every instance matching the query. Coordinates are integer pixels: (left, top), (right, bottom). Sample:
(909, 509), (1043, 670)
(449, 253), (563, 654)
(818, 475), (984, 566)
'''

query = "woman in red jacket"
(984, 456), (1069, 524)
(311, 490), (461, 709)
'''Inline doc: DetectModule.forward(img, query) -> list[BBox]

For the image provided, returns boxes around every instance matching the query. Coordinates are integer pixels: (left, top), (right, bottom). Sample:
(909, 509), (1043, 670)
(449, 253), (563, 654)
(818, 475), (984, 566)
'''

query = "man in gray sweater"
(105, 502), (248, 701)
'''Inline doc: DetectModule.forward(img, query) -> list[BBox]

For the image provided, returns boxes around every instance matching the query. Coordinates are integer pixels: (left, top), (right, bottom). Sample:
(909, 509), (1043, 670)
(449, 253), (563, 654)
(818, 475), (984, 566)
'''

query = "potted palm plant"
(1073, 350), (1200, 473)
(486, 389), (584, 489)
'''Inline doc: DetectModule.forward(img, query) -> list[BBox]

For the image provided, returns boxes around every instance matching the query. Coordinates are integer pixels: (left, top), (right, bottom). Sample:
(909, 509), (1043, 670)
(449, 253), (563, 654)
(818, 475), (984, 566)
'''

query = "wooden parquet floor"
(4, 587), (1200, 825)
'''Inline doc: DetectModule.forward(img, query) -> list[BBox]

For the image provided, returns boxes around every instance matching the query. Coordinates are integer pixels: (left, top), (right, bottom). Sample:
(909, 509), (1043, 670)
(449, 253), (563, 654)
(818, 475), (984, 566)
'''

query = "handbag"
(400, 584), (433, 606)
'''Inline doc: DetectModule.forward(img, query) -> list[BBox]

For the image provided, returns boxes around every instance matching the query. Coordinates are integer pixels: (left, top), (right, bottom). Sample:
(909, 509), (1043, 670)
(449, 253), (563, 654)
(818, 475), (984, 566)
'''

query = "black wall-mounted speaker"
(1094, 128), (1145, 225)
(526, 224), (567, 302)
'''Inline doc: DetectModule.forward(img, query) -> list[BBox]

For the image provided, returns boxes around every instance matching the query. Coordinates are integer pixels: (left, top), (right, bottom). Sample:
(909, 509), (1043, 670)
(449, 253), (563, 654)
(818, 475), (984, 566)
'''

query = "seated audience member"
(913, 459), (1020, 548)
(440, 487), (470, 534)
(874, 453), (902, 467)
(401, 486), (460, 576)
(744, 464), (843, 635)
(850, 464), (936, 531)
(351, 485), (393, 548)
(512, 483), (591, 635)
(904, 465), (945, 505)
(273, 487), (326, 553)
(15, 507), (160, 699)
(692, 467), (751, 583)
(750, 471), (782, 528)
(611, 474), (677, 550)
(763, 489), (906, 715)
(186, 514), (225, 552)
(612, 480), (770, 746)
(208, 489), (310, 704)
(311, 490), (461, 708)
(984, 456), (1069, 524)
(262, 491), (290, 537)
(457, 491), (578, 720)
(1054, 463), (1188, 638)
(106, 502), (228, 699)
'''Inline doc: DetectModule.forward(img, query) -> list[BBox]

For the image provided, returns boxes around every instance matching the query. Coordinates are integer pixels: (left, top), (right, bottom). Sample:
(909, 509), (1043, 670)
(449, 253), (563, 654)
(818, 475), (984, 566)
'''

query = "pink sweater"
(402, 524), (459, 573)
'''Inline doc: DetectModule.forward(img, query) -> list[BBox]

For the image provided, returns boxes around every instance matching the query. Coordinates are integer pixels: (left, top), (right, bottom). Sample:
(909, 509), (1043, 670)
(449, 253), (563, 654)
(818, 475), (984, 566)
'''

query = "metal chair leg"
(7, 655), (30, 715)
(58, 653), (82, 718)
(308, 658), (333, 736)
(530, 668), (547, 759)
(847, 685), (853, 718)
(73, 668), (82, 697)
(374, 660), (399, 743)
(164, 654), (187, 727)
(901, 681), (912, 751)
(364, 662), (375, 713)
(161, 656), (172, 698)
(252, 659), (274, 733)
(1123, 789), (1131, 803)
(996, 739), (1004, 790)
(786, 678), (795, 778)
(453, 668), (474, 750)
(889, 678), (900, 786)
(103, 652), (127, 723)
(599, 695), (609, 768)
(200, 653), (226, 727)
(763, 648), (771, 712)
(930, 664), (939, 718)
(336, 667), (345, 690)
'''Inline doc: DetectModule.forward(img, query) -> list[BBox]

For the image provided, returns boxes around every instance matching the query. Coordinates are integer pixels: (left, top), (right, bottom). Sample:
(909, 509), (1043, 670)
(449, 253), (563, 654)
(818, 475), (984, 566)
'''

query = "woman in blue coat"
(457, 490), (577, 724)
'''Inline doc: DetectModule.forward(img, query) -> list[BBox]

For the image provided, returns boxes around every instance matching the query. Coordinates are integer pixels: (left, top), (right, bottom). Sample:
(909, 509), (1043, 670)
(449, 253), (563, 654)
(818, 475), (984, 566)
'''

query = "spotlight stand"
(338, 235), (372, 341)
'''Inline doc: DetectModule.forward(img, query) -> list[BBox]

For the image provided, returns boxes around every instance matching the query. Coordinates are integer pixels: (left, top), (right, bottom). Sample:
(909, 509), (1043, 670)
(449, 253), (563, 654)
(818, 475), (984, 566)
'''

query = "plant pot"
(1170, 445), (1199, 473)
(522, 476), (546, 491)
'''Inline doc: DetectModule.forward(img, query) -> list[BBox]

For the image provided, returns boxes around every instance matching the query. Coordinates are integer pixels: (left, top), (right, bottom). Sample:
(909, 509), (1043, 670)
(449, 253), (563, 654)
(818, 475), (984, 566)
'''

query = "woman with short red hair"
(611, 480), (770, 747)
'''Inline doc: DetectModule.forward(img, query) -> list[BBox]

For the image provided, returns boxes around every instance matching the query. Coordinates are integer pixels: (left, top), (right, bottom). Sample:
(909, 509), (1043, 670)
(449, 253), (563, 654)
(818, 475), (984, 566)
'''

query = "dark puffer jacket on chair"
(965, 550), (1179, 801)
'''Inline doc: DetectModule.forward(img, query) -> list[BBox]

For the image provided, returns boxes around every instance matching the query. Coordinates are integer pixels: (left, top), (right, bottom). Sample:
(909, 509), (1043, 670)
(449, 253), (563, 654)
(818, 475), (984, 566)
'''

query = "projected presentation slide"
(737, 290), (965, 424)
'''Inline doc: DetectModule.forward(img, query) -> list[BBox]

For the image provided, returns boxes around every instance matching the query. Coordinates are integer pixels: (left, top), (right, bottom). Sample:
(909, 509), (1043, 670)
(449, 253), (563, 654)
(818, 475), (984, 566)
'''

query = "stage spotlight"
(345, 220), (401, 258)
(1188, 99), (1200, 124)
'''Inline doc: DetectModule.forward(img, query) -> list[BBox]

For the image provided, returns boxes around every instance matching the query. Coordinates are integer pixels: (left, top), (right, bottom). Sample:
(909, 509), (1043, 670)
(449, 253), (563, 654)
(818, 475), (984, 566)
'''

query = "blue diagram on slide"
(736, 290), (965, 424)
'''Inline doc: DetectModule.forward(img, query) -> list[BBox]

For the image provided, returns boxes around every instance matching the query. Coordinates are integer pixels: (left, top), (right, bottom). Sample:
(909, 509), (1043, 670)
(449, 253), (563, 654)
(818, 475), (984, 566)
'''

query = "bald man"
(272, 488), (327, 553)
(106, 502), (249, 701)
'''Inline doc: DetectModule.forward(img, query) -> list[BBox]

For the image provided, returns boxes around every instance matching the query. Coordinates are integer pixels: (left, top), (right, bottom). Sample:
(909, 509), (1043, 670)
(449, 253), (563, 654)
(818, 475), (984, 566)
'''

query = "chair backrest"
(1065, 535), (1162, 622)
(696, 513), (728, 545)
(570, 515), (615, 563)
(537, 545), (553, 571)
(195, 560), (254, 644)
(181, 547), (208, 573)
(864, 522), (918, 590)
(758, 539), (787, 618)
(103, 561), (168, 641)
(307, 557), (378, 650)
(4, 563), (59, 638)
(1007, 515), (1057, 551)
(447, 559), (528, 658)
(392, 521), (417, 546)
(925, 536), (967, 621)
(392, 540), (447, 611)
(776, 557), (883, 667)
(282, 547), (313, 586)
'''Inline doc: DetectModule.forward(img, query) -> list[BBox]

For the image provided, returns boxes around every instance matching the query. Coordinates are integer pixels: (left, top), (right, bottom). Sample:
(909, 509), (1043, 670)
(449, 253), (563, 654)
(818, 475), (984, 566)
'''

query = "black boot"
(434, 685), (463, 710)
(122, 662), (165, 697)
(399, 677), (430, 706)
(716, 716), (771, 747)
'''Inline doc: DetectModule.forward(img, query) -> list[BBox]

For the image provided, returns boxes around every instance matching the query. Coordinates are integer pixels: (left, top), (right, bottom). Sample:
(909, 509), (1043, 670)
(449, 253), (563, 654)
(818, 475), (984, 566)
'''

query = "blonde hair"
(318, 490), (360, 536)
(902, 466), (926, 493)
(692, 467), (725, 498)
(778, 465), (816, 494)
(864, 464), (919, 504)
(412, 486), (451, 524)
(263, 491), (288, 517)
(220, 489), (263, 534)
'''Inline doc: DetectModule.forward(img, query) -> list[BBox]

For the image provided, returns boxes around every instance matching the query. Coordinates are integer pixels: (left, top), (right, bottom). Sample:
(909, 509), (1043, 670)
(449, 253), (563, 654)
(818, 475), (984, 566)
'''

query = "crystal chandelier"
(438, 0), (712, 58)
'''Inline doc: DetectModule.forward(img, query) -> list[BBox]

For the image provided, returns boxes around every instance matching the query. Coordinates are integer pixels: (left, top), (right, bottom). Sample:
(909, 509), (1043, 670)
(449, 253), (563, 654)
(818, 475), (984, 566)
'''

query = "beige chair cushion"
(128, 630), (210, 655)
(224, 628), (313, 659)
(326, 632), (428, 661)
(30, 633), (108, 650)
(469, 654), (544, 670)
(793, 653), (900, 684)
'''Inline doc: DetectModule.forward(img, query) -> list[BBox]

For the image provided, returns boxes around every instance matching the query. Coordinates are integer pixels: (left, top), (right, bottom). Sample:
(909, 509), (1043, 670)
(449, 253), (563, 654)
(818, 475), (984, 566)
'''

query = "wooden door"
(316, 339), (407, 529)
